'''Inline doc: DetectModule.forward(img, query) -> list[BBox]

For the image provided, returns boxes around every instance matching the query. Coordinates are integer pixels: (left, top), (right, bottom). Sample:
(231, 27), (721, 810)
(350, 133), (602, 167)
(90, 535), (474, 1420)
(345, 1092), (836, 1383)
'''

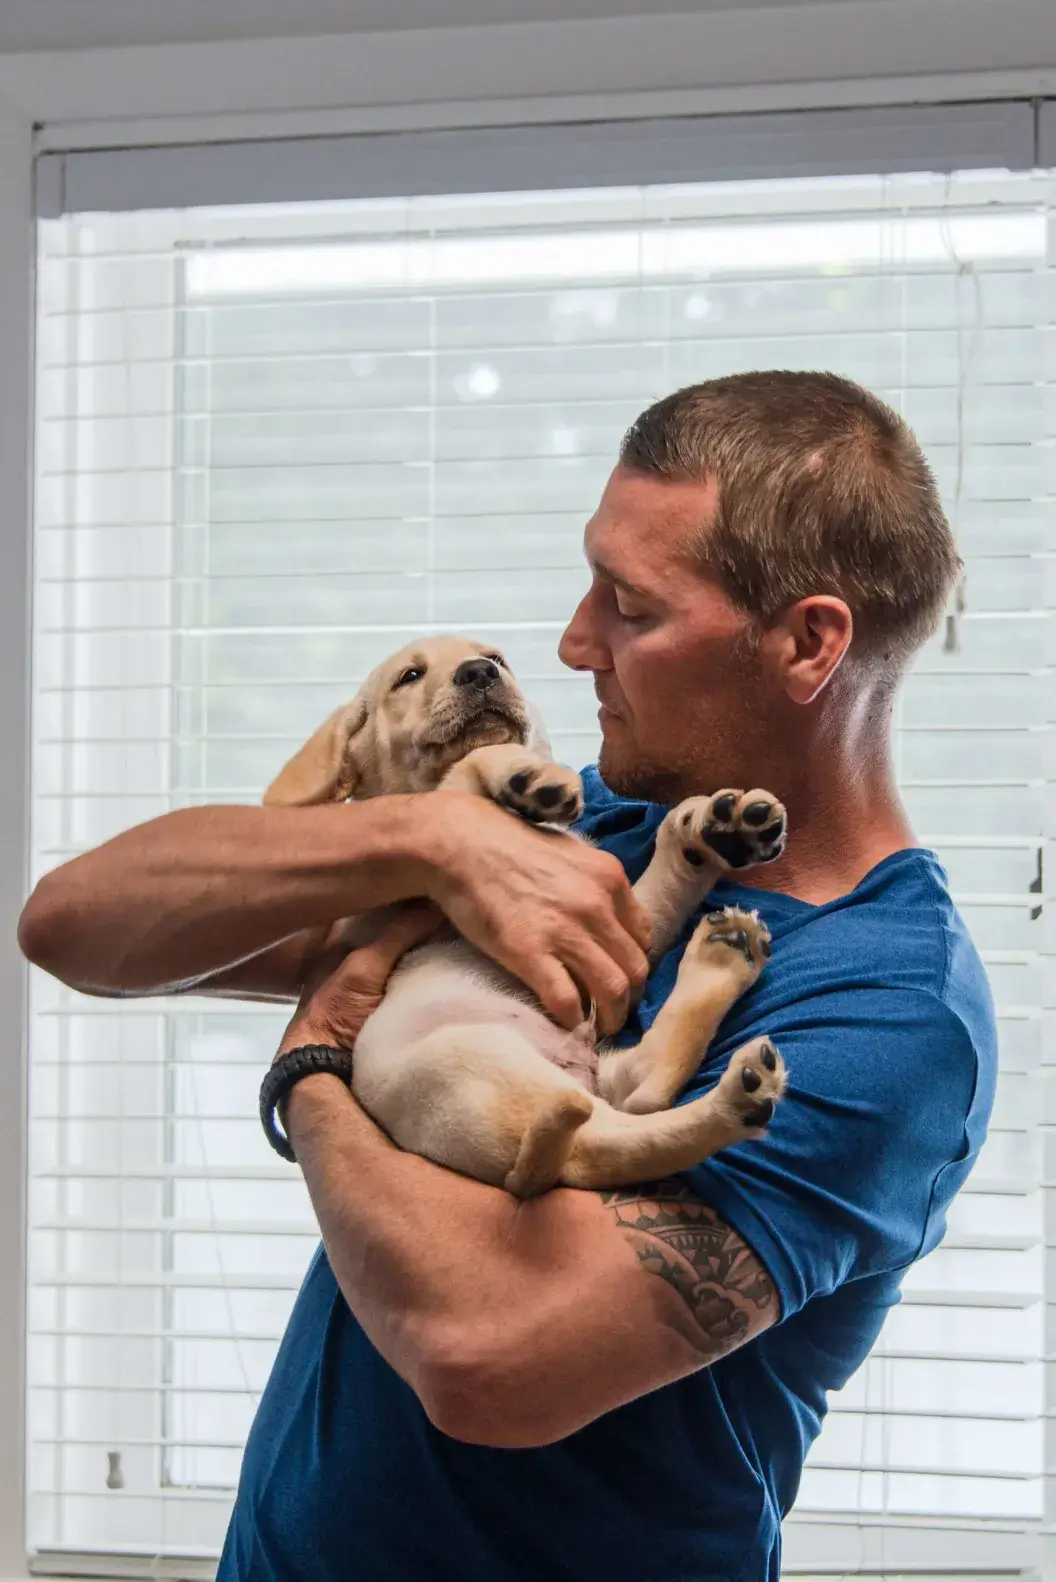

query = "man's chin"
(597, 742), (687, 806)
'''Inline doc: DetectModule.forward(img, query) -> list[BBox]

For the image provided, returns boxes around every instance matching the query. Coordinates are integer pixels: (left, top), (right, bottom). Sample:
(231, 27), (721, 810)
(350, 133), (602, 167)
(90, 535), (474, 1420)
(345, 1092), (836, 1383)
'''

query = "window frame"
(11, 96), (1056, 1581)
(1, 103), (35, 1582)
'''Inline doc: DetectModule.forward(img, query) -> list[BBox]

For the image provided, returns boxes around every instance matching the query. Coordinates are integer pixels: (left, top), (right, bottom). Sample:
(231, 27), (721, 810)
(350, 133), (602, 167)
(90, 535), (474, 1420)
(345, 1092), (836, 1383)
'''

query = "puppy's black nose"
(453, 658), (500, 690)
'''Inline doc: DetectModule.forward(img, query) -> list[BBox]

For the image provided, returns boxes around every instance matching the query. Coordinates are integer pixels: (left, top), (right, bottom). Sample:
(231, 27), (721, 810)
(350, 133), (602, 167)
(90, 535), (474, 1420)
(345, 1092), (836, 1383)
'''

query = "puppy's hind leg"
(504, 1088), (593, 1197)
(562, 1036), (787, 1189)
(361, 1023), (593, 1197)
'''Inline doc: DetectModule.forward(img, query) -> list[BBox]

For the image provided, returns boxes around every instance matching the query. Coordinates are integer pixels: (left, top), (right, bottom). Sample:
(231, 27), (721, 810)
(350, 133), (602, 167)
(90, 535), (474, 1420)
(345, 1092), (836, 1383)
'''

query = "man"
(20, 371), (996, 1581)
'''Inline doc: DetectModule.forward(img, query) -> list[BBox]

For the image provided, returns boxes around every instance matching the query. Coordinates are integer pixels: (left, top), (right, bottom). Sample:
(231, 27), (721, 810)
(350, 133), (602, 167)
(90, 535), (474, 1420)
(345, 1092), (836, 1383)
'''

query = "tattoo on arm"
(599, 1178), (778, 1357)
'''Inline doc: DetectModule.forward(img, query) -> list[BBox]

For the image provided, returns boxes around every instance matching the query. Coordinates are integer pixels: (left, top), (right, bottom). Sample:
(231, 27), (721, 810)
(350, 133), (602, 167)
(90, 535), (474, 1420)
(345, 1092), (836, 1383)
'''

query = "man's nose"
(453, 657), (500, 690)
(559, 590), (610, 673)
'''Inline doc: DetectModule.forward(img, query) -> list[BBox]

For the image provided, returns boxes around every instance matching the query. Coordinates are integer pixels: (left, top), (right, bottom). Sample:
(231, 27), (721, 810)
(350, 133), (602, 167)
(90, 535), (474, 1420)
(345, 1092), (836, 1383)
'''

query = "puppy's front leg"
(439, 745), (583, 827)
(634, 789), (786, 964)
(599, 788), (785, 1113)
(598, 906), (774, 1114)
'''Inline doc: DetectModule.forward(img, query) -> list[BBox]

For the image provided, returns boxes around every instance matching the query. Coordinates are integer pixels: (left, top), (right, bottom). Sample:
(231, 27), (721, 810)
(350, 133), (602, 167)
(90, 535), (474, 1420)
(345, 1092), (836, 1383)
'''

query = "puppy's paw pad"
(719, 1037), (787, 1131)
(499, 761), (583, 825)
(672, 788), (787, 872)
(695, 905), (772, 969)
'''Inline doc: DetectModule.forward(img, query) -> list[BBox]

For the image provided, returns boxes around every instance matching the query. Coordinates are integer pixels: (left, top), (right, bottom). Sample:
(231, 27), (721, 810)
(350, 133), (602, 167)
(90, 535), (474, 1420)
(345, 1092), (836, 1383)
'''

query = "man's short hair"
(620, 370), (961, 666)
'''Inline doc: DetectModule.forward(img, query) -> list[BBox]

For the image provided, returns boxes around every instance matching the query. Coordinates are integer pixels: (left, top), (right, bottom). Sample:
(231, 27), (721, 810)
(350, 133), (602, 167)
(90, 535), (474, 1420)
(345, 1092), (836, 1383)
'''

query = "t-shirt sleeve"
(677, 987), (981, 1320)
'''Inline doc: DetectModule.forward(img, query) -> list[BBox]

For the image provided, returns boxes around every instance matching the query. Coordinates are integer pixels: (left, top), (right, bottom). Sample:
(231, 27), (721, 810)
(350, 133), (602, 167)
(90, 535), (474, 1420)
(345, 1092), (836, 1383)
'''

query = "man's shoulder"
(668, 849), (991, 1111)
(753, 847), (988, 1013)
(742, 848), (997, 1110)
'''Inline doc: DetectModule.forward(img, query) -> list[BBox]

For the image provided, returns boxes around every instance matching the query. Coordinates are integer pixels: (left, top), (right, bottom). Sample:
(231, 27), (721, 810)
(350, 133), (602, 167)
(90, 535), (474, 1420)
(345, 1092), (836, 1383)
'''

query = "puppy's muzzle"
(453, 657), (501, 692)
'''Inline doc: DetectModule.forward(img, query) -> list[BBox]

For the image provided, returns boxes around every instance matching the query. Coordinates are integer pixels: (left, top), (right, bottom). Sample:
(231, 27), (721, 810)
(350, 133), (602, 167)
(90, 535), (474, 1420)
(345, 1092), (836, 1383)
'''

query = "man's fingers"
(363, 904), (445, 974)
(520, 955), (590, 1032)
(562, 938), (632, 1037)
(586, 911), (650, 1001)
(351, 903), (444, 988)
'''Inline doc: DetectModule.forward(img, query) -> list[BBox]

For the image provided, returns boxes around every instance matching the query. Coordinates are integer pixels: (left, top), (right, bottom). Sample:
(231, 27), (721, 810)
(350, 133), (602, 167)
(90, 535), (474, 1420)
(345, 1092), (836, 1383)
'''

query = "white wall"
(0, 0), (1055, 150)
(0, 0), (867, 55)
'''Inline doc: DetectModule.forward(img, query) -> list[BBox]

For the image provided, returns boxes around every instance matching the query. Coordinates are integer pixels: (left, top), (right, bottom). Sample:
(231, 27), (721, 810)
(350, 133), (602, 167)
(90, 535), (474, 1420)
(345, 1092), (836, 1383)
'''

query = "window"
(30, 162), (1049, 1572)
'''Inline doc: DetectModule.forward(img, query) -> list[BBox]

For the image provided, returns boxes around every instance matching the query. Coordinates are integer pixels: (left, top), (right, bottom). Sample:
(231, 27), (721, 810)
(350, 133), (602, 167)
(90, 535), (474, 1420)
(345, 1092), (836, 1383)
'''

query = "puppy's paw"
(498, 757), (583, 826)
(715, 1036), (787, 1134)
(691, 905), (772, 972)
(668, 788), (786, 873)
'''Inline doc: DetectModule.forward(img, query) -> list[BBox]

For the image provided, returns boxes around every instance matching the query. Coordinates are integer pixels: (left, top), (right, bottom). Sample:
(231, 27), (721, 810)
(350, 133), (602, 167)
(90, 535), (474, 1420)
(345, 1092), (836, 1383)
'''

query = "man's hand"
(19, 787), (651, 1033)
(419, 792), (652, 1036)
(277, 903), (443, 1059)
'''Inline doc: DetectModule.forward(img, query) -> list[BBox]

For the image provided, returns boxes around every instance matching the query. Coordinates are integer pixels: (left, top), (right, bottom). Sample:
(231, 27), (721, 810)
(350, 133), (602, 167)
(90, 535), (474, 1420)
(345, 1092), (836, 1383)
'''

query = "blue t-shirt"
(217, 768), (996, 1582)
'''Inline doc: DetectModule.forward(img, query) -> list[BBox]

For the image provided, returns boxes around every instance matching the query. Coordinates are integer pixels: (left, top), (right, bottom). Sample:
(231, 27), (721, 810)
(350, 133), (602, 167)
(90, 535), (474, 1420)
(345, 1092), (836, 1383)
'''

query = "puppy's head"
(264, 634), (549, 806)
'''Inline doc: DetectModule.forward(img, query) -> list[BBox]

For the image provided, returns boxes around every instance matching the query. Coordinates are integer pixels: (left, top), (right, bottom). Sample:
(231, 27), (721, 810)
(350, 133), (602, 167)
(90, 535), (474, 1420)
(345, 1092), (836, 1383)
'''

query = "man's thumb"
(361, 903), (444, 980)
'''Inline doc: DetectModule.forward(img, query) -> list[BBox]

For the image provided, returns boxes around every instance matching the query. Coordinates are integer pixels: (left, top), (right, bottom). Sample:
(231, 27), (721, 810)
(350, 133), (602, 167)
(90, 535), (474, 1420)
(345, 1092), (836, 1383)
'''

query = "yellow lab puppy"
(265, 635), (788, 1196)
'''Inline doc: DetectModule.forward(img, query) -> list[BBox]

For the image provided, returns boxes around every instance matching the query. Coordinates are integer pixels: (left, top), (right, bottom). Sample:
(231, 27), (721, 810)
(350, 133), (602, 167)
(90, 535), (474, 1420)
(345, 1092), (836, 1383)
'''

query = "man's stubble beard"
(597, 632), (765, 806)
(598, 738), (699, 806)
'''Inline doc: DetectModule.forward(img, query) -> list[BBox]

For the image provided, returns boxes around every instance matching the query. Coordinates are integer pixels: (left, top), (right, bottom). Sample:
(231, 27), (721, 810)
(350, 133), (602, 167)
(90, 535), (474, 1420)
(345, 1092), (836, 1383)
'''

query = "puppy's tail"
(504, 1089), (593, 1198)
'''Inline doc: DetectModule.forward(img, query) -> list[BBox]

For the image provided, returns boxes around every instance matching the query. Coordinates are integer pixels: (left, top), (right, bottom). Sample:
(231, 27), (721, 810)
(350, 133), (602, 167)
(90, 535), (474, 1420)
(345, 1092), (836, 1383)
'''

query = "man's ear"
(763, 596), (853, 705)
(263, 698), (370, 806)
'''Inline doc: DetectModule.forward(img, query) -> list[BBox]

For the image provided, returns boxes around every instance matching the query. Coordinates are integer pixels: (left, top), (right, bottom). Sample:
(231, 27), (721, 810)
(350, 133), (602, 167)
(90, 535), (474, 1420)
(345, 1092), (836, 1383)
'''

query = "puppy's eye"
(394, 667), (425, 689)
(484, 653), (506, 669)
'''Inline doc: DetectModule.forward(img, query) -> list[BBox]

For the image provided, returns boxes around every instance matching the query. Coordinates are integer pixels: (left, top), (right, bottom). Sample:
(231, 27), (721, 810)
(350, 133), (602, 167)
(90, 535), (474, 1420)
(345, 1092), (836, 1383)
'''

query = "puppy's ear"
(523, 698), (553, 760)
(263, 699), (370, 806)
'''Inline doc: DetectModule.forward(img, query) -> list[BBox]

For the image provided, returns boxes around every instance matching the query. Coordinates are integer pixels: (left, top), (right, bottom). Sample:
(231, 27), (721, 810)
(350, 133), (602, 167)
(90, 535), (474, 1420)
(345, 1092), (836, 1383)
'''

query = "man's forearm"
(18, 798), (431, 994)
(283, 1075), (710, 1447)
(283, 1074), (532, 1402)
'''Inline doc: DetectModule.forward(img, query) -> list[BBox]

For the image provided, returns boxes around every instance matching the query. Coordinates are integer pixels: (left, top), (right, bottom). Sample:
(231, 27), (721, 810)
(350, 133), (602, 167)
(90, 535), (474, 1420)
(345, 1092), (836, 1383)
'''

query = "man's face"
(558, 466), (774, 803)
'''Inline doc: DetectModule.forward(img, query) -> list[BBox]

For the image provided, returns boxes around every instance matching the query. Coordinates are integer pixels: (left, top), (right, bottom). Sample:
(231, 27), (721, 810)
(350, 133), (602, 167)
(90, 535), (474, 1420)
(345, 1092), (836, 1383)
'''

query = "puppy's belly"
(350, 944), (599, 1183)
(358, 993), (597, 1094)
(383, 995), (598, 1092)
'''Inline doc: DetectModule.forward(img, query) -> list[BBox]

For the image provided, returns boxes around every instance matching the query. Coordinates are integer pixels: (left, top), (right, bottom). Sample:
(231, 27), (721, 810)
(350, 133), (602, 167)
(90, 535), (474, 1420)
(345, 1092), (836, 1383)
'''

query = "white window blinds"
(29, 168), (1052, 1576)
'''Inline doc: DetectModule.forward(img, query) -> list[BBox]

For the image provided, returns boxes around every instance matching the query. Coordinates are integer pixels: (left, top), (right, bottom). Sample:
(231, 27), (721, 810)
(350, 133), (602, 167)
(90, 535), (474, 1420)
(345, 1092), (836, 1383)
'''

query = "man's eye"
(394, 667), (425, 689)
(614, 598), (646, 621)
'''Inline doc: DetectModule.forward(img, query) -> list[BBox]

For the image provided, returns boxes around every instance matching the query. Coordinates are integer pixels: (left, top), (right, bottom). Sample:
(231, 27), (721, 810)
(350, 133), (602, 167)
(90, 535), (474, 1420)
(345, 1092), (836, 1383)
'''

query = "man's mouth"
(594, 688), (624, 721)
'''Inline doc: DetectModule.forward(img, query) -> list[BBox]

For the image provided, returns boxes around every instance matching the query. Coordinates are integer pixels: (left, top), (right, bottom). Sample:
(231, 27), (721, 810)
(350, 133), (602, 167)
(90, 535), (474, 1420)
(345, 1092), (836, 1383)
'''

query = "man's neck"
(727, 739), (916, 909)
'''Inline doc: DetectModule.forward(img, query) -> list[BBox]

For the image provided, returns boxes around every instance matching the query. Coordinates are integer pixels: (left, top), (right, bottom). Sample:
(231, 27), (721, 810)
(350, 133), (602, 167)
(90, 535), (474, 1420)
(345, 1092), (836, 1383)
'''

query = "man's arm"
(18, 799), (428, 996)
(284, 1074), (777, 1448)
(17, 793), (650, 1033)
(67, 929), (329, 1005)
(599, 1177), (777, 1352)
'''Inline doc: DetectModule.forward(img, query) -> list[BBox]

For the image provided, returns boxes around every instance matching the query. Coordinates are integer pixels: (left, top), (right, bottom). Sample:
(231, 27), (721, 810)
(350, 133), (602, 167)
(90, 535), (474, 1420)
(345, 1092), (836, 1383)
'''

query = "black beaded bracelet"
(259, 1044), (354, 1162)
